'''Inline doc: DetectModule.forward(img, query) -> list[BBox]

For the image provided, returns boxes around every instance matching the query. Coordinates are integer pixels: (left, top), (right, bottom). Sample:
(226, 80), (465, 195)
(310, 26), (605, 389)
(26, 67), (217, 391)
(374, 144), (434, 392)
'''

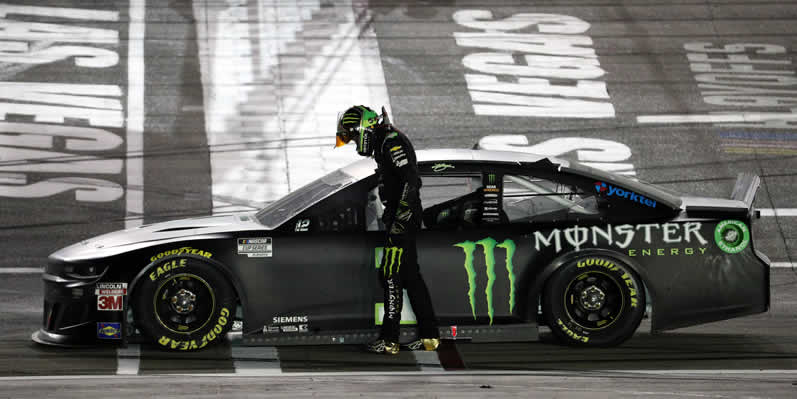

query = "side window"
(420, 175), (483, 230)
(502, 174), (599, 223)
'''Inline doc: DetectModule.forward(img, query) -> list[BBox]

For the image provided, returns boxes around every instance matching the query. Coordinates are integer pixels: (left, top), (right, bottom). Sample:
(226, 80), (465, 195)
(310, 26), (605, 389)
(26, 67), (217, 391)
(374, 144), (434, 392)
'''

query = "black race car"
(33, 149), (769, 350)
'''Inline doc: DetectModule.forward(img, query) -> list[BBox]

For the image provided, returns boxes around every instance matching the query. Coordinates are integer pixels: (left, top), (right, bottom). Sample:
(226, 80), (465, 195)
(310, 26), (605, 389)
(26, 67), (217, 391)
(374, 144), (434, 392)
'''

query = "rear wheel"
(133, 255), (236, 351)
(543, 256), (645, 347)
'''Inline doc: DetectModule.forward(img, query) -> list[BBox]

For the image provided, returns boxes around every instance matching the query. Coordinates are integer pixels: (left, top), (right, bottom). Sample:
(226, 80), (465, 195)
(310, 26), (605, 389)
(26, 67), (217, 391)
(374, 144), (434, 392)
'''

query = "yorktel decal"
(595, 182), (657, 208)
(454, 238), (516, 325)
(533, 222), (707, 253)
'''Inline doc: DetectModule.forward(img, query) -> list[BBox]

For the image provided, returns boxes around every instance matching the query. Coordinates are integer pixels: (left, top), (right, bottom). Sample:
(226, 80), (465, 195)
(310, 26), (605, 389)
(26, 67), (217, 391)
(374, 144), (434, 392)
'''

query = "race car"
(33, 149), (770, 350)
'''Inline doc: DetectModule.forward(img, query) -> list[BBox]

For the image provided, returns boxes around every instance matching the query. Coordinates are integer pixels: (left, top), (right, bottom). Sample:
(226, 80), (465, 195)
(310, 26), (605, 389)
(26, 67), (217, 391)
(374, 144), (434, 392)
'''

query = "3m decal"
(431, 163), (454, 172)
(97, 322), (121, 339)
(150, 247), (212, 262)
(237, 237), (272, 257)
(595, 182), (657, 208)
(158, 308), (230, 350)
(714, 220), (750, 254)
(97, 294), (122, 311)
(454, 238), (516, 325)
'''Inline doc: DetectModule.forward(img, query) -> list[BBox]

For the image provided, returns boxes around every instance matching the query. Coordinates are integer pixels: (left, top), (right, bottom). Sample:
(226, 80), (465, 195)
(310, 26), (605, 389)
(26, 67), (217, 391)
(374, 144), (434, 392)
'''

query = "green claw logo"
(382, 247), (403, 277)
(454, 238), (516, 325)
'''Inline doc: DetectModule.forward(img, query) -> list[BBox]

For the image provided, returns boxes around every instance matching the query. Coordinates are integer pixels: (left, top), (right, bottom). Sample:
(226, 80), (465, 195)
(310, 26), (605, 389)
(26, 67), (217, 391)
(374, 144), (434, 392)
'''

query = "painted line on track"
(637, 112), (797, 124)
(0, 267), (43, 274)
(5, 369), (797, 381)
(125, 0), (145, 229)
(231, 346), (282, 376)
(116, 344), (141, 375)
(760, 208), (797, 217)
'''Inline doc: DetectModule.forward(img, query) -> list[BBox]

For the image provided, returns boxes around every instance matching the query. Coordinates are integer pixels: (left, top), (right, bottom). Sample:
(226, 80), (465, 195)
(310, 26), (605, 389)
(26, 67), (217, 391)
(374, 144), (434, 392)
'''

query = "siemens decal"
(595, 182), (656, 208)
(453, 11), (614, 118)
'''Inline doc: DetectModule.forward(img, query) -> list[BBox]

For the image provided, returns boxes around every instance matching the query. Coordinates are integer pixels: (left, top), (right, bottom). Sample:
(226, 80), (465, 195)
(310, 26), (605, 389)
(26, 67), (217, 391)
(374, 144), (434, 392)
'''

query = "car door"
(255, 176), (378, 334)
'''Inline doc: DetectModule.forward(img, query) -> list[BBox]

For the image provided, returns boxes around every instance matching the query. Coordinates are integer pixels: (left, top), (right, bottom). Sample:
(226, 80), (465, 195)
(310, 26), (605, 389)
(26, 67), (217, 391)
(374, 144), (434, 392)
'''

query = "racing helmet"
(335, 105), (380, 156)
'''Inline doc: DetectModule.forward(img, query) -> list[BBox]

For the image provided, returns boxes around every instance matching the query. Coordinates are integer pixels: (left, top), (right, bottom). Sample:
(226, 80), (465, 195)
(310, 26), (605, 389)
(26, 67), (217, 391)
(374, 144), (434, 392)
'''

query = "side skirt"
(241, 323), (538, 346)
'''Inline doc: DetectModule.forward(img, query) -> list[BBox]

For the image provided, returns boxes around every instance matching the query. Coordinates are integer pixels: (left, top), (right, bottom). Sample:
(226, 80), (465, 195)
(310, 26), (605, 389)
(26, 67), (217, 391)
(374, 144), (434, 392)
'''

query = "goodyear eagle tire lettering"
(133, 255), (236, 351)
(543, 256), (645, 347)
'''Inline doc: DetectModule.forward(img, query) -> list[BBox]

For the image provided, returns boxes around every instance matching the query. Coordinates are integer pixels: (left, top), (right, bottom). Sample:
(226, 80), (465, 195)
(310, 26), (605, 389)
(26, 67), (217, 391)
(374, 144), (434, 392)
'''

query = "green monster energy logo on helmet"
(454, 238), (516, 325)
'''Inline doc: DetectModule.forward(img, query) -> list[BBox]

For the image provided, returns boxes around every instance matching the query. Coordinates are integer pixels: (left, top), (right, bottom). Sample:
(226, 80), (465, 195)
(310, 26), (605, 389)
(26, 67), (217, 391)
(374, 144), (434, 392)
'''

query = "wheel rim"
(153, 273), (216, 335)
(563, 270), (625, 331)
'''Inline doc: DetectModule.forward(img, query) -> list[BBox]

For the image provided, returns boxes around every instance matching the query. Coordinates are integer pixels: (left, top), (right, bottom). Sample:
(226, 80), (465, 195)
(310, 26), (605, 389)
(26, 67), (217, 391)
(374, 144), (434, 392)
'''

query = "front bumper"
(34, 261), (128, 347)
(34, 270), (99, 346)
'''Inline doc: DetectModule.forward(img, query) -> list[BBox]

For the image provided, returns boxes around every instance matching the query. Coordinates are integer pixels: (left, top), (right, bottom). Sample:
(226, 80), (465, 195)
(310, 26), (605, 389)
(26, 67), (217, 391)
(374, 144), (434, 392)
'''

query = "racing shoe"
(403, 338), (439, 351)
(365, 339), (400, 355)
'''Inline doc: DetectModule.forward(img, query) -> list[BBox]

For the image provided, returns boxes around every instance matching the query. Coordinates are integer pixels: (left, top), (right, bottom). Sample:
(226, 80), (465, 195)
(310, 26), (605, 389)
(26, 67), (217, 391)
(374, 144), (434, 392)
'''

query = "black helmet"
(335, 105), (380, 156)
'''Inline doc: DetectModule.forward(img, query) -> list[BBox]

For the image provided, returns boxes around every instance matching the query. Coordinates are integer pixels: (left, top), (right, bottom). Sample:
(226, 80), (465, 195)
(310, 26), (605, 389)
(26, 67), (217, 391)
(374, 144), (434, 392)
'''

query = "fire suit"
(374, 126), (439, 343)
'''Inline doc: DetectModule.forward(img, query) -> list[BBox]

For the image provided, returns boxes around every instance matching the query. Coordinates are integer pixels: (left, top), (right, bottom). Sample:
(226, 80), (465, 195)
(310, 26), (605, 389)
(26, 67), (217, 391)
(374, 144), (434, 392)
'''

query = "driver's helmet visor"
(335, 111), (355, 148)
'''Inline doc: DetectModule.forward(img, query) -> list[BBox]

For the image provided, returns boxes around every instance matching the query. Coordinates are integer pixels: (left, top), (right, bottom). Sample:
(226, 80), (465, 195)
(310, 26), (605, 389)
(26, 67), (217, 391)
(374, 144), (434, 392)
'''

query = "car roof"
(415, 148), (682, 210)
(416, 148), (570, 167)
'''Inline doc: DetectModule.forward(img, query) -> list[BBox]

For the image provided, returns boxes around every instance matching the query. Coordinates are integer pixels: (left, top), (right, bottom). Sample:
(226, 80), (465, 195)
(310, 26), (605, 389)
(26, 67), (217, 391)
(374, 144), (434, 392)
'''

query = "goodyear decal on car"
(158, 308), (230, 350)
(97, 322), (121, 339)
(150, 247), (212, 262)
(453, 238), (516, 325)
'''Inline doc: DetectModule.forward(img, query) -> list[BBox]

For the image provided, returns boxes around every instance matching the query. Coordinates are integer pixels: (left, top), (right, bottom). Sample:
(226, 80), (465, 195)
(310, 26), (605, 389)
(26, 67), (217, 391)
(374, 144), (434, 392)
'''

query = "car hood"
(50, 213), (267, 263)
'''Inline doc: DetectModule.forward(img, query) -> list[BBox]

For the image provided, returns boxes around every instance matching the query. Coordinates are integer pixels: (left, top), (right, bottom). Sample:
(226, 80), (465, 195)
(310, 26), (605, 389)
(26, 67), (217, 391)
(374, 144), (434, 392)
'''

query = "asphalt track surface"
(1, 0), (797, 397)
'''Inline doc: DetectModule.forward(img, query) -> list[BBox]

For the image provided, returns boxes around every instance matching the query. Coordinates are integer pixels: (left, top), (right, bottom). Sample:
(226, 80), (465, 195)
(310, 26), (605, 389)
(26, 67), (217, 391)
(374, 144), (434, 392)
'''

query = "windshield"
(255, 157), (376, 228)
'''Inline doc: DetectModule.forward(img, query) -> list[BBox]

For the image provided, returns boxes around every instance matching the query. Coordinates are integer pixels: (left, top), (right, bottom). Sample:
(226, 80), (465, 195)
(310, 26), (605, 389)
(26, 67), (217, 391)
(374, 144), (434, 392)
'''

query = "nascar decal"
(97, 322), (121, 339)
(714, 220), (750, 254)
(237, 237), (272, 257)
(150, 247), (212, 262)
(95, 282), (126, 311)
(594, 182), (657, 208)
(389, 145), (408, 167)
(454, 238), (516, 325)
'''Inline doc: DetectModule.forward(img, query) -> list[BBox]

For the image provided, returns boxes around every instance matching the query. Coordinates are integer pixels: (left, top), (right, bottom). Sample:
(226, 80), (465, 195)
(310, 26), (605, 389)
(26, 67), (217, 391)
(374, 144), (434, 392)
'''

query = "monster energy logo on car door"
(454, 238), (516, 325)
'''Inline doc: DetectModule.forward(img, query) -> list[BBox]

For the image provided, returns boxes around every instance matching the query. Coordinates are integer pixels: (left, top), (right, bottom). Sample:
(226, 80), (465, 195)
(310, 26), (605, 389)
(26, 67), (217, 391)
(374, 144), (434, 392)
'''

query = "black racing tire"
(542, 256), (645, 347)
(133, 255), (236, 351)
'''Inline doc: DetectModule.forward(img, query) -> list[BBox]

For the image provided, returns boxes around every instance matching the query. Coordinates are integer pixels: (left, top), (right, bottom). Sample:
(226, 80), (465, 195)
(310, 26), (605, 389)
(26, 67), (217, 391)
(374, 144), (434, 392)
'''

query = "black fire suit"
(373, 126), (439, 343)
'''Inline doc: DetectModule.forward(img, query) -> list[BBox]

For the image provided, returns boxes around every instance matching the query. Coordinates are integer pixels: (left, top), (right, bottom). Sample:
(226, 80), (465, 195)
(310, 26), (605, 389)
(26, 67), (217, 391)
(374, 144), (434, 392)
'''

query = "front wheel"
(133, 255), (236, 351)
(543, 256), (645, 347)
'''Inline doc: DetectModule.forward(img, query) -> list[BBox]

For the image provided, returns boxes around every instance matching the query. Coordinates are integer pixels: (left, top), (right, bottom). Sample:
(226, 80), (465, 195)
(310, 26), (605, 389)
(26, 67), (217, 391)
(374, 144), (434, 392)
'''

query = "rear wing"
(730, 173), (760, 209)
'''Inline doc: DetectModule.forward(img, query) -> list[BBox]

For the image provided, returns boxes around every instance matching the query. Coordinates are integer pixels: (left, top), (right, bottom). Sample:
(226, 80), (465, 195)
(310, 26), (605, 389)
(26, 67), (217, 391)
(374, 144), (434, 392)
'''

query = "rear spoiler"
(730, 173), (760, 209)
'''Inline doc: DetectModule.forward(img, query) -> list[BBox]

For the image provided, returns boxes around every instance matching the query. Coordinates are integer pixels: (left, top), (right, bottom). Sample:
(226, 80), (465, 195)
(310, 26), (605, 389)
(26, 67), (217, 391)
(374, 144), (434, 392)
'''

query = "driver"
(334, 105), (439, 355)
